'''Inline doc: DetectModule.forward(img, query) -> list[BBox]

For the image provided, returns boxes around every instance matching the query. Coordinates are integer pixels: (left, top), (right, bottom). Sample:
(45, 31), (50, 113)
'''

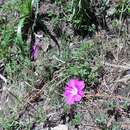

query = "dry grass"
(0, 32), (130, 129)
(0, 0), (130, 129)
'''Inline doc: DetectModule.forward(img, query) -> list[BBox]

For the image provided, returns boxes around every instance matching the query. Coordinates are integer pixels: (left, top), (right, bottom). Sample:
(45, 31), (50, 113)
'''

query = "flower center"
(71, 87), (78, 96)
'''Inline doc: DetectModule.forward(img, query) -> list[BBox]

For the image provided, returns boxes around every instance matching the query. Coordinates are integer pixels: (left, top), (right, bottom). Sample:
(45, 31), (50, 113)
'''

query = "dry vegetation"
(0, 0), (130, 130)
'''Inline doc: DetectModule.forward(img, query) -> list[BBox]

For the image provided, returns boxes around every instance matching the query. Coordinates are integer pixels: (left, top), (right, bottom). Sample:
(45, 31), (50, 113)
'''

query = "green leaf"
(17, 18), (25, 42)
(72, 113), (81, 125)
(128, 8), (130, 13)
(19, 0), (33, 17)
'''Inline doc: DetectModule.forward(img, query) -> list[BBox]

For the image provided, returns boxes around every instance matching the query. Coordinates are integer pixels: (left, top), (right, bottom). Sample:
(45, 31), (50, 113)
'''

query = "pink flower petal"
(64, 79), (85, 105)
(65, 96), (75, 105)
(74, 94), (82, 102)
(64, 90), (71, 97)
(78, 90), (84, 97)
(32, 45), (39, 60)
(76, 80), (85, 90)
(67, 79), (76, 88)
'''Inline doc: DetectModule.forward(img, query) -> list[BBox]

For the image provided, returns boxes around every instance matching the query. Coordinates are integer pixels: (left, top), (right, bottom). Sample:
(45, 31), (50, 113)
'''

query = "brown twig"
(85, 93), (130, 102)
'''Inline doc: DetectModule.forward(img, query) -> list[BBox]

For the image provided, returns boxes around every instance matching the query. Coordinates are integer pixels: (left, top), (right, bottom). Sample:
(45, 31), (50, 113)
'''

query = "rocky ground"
(0, 0), (130, 130)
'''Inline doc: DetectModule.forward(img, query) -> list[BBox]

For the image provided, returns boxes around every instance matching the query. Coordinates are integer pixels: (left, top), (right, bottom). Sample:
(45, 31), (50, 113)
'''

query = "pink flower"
(31, 44), (39, 60)
(64, 79), (85, 105)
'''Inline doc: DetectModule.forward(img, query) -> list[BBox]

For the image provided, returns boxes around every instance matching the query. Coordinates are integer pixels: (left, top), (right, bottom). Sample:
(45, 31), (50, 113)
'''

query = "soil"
(0, 0), (130, 130)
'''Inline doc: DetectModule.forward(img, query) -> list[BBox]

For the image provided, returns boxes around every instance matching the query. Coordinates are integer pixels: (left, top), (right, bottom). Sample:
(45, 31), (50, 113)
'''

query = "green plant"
(104, 100), (117, 109)
(51, 15), (62, 37)
(123, 101), (130, 111)
(0, 0), (33, 59)
(64, 41), (99, 84)
(111, 123), (121, 130)
(96, 113), (121, 130)
(0, 116), (34, 130)
(34, 107), (46, 123)
(112, 19), (119, 28)
(71, 113), (81, 126)
(63, 104), (69, 113)
(0, 1), (18, 59)
(17, 0), (34, 42)
(0, 29), (13, 59)
(69, 0), (97, 34)
(0, 113), (22, 130)
(16, 0), (40, 57)
(5, 54), (32, 81)
(115, 0), (129, 18)
(96, 113), (108, 129)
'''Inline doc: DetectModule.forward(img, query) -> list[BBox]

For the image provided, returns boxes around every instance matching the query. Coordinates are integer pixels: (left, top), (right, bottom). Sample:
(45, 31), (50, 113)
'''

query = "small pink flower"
(31, 44), (40, 60)
(64, 79), (85, 105)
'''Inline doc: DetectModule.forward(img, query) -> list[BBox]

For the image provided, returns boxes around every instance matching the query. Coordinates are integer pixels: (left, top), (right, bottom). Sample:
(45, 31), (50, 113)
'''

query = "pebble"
(51, 124), (68, 130)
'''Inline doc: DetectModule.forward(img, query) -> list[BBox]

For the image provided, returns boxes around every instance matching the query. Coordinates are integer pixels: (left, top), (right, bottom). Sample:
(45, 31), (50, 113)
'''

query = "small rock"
(51, 124), (68, 130)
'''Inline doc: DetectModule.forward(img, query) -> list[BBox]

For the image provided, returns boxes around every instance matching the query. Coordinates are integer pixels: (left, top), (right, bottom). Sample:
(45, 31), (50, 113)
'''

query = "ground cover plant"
(0, 0), (130, 130)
